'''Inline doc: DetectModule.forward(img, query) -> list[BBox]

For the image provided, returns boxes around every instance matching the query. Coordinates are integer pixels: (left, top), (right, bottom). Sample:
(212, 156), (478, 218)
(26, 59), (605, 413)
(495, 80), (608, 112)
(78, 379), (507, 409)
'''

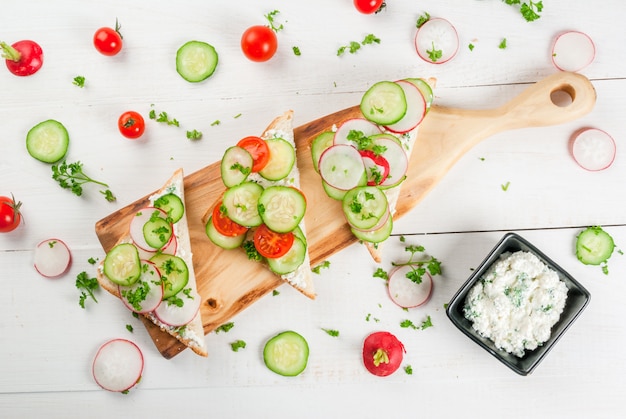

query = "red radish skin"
(387, 265), (433, 308)
(129, 207), (172, 252)
(384, 80), (427, 133)
(119, 260), (164, 314)
(92, 339), (144, 393)
(570, 127), (616, 171)
(551, 31), (595, 72)
(333, 118), (382, 146)
(33, 238), (72, 278)
(1, 40), (43, 76)
(154, 288), (202, 327)
(414, 18), (459, 64)
(362, 331), (405, 377)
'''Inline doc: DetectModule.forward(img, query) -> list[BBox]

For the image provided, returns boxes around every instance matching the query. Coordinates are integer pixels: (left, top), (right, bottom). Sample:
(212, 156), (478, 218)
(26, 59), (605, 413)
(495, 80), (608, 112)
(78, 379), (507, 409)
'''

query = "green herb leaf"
(52, 160), (115, 201)
(264, 10), (284, 32)
(322, 328), (340, 337)
(416, 12), (431, 28)
(499, 38), (507, 49)
(312, 260), (330, 274)
(76, 271), (99, 309)
(73, 76), (85, 87)
(292, 46), (301, 56)
(186, 129), (203, 140)
(215, 322), (235, 333)
(230, 339), (247, 352)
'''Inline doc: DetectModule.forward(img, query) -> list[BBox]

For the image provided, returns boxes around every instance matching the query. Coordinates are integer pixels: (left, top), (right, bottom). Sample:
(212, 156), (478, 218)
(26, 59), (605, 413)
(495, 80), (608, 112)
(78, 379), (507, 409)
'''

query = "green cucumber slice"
(176, 40), (218, 83)
(258, 186), (306, 233)
(149, 254), (189, 299)
(576, 226), (615, 265)
(142, 215), (173, 249)
(404, 77), (434, 110)
(310, 131), (334, 173)
(26, 119), (69, 163)
(153, 193), (185, 224)
(351, 215), (393, 244)
(205, 216), (247, 250)
(342, 186), (388, 230)
(267, 236), (307, 275)
(222, 181), (264, 227)
(259, 138), (296, 181)
(263, 331), (309, 376)
(360, 81), (407, 125)
(103, 243), (142, 286)
(221, 146), (253, 187)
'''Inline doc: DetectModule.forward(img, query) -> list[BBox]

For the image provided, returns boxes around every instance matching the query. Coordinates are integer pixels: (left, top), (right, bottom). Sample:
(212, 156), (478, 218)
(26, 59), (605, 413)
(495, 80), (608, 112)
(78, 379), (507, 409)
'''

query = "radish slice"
(319, 144), (367, 191)
(135, 233), (178, 260)
(570, 128), (616, 171)
(551, 31), (595, 72)
(118, 260), (164, 313)
(129, 207), (171, 252)
(360, 150), (390, 186)
(384, 80), (427, 133)
(415, 18), (459, 64)
(154, 288), (201, 327)
(92, 339), (144, 393)
(387, 265), (433, 308)
(334, 118), (381, 146)
(372, 137), (408, 188)
(34, 238), (72, 278)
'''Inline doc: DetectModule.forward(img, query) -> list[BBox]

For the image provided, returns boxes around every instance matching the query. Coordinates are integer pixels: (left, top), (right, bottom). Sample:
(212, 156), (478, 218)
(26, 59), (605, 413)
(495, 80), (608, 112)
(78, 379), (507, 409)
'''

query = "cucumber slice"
(221, 146), (253, 187)
(258, 186), (306, 233)
(342, 186), (388, 230)
(259, 138), (296, 181)
(176, 40), (218, 83)
(267, 235), (307, 275)
(576, 226), (615, 265)
(142, 215), (173, 249)
(310, 131), (334, 173)
(26, 119), (69, 163)
(222, 181), (264, 227)
(103, 243), (142, 286)
(153, 193), (185, 224)
(149, 254), (189, 299)
(322, 180), (348, 201)
(263, 331), (309, 377)
(351, 215), (393, 244)
(360, 81), (407, 125)
(404, 77), (434, 110)
(205, 216), (247, 250)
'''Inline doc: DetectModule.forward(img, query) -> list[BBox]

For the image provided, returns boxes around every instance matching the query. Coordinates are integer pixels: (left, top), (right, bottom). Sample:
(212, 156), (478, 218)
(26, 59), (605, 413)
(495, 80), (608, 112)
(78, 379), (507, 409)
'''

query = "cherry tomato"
(354, 0), (385, 14)
(362, 331), (405, 377)
(1, 40), (43, 76)
(236, 136), (271, 172)
(253, 224), (294, 259)
(241, 25), (278, 62)
(0, 194), (23, 233)
(212, 202), (248, 237)
(93, 21), (123, 56)
(118, 111), (145, 139)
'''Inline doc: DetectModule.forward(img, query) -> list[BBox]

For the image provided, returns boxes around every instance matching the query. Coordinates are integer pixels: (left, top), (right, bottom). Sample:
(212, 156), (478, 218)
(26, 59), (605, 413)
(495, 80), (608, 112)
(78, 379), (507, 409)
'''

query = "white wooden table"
(1, 1), (625, 417)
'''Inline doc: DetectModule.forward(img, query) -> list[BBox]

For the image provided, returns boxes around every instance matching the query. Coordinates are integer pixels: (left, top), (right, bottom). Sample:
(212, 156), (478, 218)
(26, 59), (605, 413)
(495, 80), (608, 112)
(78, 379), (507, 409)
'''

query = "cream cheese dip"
(464, 250), (568, 357)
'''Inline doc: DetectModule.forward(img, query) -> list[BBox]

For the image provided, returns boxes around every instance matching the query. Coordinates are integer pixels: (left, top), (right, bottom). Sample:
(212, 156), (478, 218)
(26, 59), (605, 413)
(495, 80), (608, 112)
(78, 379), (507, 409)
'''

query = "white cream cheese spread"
(464, 250), (568, 357)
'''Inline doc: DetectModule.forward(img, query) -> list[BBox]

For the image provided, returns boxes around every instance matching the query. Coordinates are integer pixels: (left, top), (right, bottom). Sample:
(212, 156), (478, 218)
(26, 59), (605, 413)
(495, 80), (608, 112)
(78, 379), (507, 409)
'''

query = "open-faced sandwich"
(203, 110), (315, 299)
(96, 168), (208, 357)
(310, 78), (435, 262)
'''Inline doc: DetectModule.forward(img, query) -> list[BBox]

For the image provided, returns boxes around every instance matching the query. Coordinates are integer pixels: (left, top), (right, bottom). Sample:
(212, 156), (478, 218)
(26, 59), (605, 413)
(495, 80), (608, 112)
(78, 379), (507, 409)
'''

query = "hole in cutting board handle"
(550, 83), (575, 107)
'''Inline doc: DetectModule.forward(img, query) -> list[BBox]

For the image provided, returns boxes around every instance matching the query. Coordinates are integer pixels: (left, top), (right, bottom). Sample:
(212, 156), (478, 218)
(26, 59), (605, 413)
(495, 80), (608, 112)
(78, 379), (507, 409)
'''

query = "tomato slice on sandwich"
(212, 202), (248, 237)
(237, 136), (270, 172)
(253, 224), (294, 259)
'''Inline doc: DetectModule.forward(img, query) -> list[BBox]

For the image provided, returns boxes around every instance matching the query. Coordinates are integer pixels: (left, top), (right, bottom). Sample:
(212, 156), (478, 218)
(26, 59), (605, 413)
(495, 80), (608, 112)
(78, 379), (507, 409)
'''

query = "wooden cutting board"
(95, 72), (596, 358)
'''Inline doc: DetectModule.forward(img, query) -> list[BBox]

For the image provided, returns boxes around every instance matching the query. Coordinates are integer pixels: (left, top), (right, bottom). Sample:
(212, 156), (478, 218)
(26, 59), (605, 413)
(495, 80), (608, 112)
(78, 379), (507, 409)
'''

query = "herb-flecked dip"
(464, 251), (568, 357)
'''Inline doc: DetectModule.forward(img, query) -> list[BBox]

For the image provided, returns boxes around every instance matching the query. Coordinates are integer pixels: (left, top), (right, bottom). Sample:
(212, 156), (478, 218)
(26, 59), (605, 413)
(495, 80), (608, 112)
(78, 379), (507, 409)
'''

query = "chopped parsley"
(76, 271), (99, 309)
(321, 328), (340, 337)
(499, 38), (508, 49)
(126, 324), (134, 333)
(149, 106), (180, 126)
(215, 322), (235, 333)
(337, 34), (380, 56)
(427, 42), (443, 62)
(312, 260), (330, 274)
(186, 129), (203, 140)
(404, 365), (413, 375)
(292, 46), (301, 56)
(400, 315), (433, 330)
(415, 12), (431, 28)
(501, 181), (511, 191)
(503, 0), (543, 22)
(391, 243), (442, 285)
(264, 10), (284, 32)
(230, 340), (247, 352)
(72, 76), (85, 87)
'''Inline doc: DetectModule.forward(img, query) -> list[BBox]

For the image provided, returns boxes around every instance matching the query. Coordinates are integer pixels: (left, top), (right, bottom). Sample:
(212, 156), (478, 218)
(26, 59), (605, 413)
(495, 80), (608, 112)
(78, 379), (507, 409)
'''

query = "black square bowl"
(446, 232), (591, 375)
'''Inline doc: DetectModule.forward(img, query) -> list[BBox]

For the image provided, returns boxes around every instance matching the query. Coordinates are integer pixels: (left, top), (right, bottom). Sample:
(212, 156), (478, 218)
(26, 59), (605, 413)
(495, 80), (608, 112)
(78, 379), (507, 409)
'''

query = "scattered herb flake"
(73, 76), (85, 87)
(373, 267), (389, 281)
(337, 34), (380, 56)
(312, 260), (330, 274)
(87, 257), (98, 265)
(416, 12), (431, 28)
(211, 120), (221, 126)
(322, 328), (340, 337)
(404, 365), (413, 375)
(427, 42), (443, 62)
(215, 322), (235, 333)
(501, 181), (511, 191)
(503, 0), (543, 22)
(230, 340), (247, 352)
(391, 244), (442, 285)
(264, 10), (284, 32)
(292, 46), (301, 56)
(469, 43), (475, 51)
(401, 315), (433, 330)
(149, 106), (179, 126)
(186, 129), (203, 140)
(126, 324), (134, 333)
(272, 289), (280, 296)
(499, 38), (508, 49)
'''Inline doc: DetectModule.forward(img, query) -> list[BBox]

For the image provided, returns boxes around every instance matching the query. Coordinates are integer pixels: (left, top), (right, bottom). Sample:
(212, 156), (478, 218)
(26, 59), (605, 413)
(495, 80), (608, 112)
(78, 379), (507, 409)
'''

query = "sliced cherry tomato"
(241, 25), (278, 62)
(362, 331), (405, 377)
(1, 40), (43, 76)
(253, 224), (294, 259)
(359, 150), (390, 186)
(94, 21), (123, 56)
(0, 194), (23, 233)
(118, 111), (145, 139)
(237, 136), (271, 172)
(354, 0), (386, 14)
(212, 202), (248, 237)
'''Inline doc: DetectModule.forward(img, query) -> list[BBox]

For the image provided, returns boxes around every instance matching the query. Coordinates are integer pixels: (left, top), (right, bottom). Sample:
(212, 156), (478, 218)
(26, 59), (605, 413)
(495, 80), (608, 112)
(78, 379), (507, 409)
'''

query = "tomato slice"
(237, 136), (270, 172)
(212, 202), (248, 237)
(253, 224), (294, 259)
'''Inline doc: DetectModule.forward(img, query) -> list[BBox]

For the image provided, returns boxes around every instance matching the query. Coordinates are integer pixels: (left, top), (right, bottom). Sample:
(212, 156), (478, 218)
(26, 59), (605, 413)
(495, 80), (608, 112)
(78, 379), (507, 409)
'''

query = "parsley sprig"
(503, 0), (543, 22)
(392, 244), (442, 284)
(337, 34), (380, 56)
(51, 160), (116, 201)
(264, 10), (284, 32)
(76, 271), (99, 309)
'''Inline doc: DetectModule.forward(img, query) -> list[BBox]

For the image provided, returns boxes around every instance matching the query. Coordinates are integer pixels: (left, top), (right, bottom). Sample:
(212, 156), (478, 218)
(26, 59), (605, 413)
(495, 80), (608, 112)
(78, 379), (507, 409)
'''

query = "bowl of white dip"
(446, 232), (590, 375)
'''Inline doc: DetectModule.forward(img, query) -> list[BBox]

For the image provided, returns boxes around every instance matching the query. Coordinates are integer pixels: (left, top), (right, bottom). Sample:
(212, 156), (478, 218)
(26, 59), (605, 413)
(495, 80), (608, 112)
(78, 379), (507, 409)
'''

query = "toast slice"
(96, 168), (208, 357)
(203, 111), (315, 299)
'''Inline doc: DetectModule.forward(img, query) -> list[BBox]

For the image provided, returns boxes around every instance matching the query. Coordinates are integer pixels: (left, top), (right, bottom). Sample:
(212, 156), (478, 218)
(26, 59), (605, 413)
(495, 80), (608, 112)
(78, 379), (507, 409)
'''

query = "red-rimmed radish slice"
(372, 137), (408, 188)
(134, 232), (178, 260)
(92, 339), (144, 393)
(551, 31), (595, 72)
(360, 149), (390, 186)
(570, 128), (616, 171)
(334, 118), (382, 146)
(384, 80), (427, 133)
(387, 265), (433, 308)
(319, 144), (367, 191)
(415, 17), (459, 64)
(33, 238), (72, 278)
(154, 288), (201, 327)
(118, 260), (164, 314)
(129, 206), (171, 252)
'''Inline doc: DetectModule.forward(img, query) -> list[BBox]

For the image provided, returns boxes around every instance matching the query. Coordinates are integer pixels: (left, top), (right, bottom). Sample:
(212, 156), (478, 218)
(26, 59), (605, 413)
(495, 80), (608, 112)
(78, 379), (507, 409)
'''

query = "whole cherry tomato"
(118, 111), (145, 139)
(0, 194), (23, 233)
(354, 0), (386, 14)
(94, 20), (123, 56)
(1, 40), (43, 76)
(241, 25), (278, 62)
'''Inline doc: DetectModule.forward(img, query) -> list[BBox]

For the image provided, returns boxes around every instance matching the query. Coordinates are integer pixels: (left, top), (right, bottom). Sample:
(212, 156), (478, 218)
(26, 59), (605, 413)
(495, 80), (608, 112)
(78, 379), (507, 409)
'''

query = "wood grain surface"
(95, 71), (596, 358)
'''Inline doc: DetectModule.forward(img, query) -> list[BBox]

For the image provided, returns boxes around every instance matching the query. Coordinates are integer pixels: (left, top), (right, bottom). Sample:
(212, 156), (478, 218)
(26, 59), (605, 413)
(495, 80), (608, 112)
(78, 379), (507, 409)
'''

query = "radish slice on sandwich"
(154, 288), (202, 327)
(384, 80), (427, 133)
(34, 238), (72, 278)
(551, 31), (595, 72)
(118, 260), (164, 313)
(92, 339), (144, 393)
(570, 128), (616, 171)
(387, 265), (433, 308)
(415, 17), (459, 64)
(334, 118), (382, 146)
